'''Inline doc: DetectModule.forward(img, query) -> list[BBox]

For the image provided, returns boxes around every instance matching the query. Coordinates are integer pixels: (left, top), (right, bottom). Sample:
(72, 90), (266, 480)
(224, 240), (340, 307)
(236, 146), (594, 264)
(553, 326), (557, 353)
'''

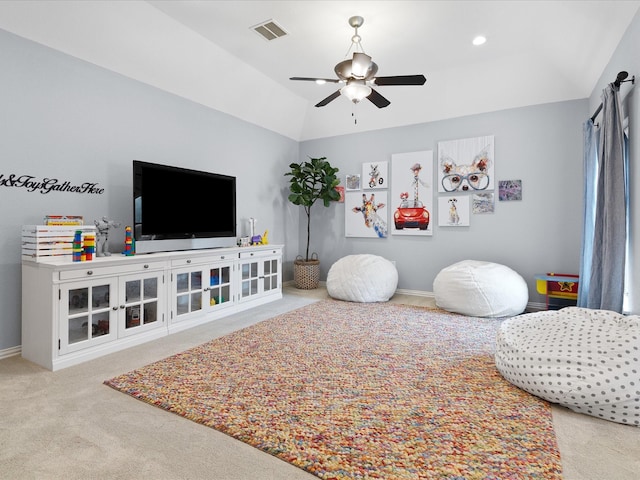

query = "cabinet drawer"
(58, 261), (165, 280)
(170, 252), (233, 267)
(239, 248), (281, 260)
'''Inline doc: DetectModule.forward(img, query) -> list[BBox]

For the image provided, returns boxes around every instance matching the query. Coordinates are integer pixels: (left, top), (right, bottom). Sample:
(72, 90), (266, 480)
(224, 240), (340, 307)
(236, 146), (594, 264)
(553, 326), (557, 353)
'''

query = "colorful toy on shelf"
(250, 230), (270, 246)
(123, 225), (135, 256)
(72, 230), (83, 262)
(83, 234), (96, 261)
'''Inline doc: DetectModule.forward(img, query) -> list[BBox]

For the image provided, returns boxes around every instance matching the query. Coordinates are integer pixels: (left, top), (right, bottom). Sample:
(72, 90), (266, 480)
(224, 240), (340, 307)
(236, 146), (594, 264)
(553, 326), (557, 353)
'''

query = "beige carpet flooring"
(1, 285), (639, 479)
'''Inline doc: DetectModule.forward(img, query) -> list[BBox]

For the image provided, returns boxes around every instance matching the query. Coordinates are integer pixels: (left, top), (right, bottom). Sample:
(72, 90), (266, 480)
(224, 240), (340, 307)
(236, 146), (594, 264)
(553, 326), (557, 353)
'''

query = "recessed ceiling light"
(472, 35), (487, 46)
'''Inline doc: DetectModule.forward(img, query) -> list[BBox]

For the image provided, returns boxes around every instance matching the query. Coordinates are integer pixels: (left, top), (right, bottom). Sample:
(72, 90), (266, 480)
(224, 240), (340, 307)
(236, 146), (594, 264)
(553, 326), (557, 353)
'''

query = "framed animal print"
(345, 191), (388, 238)
(362, 161), (388, 190)
(437, 135), (495, 193)
(390, 150), (433, 236)
(438, 195), (470, 226)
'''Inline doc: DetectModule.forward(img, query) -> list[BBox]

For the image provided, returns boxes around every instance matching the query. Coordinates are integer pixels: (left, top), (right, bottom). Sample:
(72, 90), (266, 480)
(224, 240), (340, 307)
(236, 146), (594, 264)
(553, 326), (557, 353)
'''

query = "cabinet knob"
(250, 253), (254, 256)
(86, 270), (93, 276)
(112, 306), (118, 311)
(120, 305), (125, 309)
(187, 259), (191, 264)
(221, 255), (225, 259)
(144, 264), (149, 269)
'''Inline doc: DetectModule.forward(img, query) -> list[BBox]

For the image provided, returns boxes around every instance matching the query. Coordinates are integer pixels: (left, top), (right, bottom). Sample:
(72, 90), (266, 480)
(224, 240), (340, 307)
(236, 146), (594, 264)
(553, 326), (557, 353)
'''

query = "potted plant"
(285, 156), (340, 289)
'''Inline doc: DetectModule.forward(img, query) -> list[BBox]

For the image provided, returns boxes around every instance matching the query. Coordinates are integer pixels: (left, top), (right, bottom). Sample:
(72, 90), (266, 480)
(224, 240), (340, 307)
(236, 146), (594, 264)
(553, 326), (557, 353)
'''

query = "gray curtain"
(577, 119), (598, 306)
(581, 83), (628, 312)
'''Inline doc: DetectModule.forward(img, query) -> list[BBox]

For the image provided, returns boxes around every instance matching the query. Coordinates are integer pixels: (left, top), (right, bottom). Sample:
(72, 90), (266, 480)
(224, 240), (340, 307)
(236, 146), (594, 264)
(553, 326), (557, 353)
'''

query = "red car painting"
(394, 203), (430, 230)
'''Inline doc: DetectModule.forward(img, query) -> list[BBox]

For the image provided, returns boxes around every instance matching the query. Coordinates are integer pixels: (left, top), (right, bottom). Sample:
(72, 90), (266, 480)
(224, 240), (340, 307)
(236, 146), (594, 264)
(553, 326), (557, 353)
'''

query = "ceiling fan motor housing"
(335, 56), (378, 81)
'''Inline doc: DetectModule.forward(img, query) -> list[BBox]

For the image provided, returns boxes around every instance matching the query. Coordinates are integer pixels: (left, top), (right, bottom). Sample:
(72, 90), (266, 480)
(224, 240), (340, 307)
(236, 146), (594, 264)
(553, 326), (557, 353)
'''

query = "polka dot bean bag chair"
(495, 307), (640, 426)
(326, 254), (398, 303)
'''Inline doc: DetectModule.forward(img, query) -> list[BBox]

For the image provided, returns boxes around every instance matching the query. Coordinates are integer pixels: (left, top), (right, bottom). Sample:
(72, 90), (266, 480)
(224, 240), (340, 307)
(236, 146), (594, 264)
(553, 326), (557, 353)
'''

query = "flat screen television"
(133, 160), (237, 254)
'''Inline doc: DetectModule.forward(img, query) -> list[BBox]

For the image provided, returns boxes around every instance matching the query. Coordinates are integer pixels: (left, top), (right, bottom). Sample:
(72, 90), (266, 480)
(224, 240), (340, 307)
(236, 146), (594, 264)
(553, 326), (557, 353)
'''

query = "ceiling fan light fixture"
(341, 82), (372, 103)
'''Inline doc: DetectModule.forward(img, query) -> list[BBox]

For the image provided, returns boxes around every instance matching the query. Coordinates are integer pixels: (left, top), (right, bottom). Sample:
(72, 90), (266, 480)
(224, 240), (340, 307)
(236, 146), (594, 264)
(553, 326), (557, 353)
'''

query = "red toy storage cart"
(535, 273), (580, 310)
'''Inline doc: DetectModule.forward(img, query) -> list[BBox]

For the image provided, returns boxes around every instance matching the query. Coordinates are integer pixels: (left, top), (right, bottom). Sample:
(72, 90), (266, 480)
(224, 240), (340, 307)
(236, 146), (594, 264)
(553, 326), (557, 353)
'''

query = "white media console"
(22, 244), (283, 371)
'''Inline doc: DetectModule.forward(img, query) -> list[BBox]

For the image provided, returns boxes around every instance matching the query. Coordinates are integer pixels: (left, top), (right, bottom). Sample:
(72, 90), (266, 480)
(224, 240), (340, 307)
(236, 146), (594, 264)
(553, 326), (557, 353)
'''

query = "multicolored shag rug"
(105, 299), (563, 479)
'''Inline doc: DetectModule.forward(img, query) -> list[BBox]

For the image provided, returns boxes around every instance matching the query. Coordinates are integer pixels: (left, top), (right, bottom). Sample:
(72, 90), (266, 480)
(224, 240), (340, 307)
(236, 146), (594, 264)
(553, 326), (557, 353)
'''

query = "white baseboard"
(285, 280), (544, 314)
(525, 301), (547, 312)
(395, 288), (436, 299)
(0, 345), (21, 360)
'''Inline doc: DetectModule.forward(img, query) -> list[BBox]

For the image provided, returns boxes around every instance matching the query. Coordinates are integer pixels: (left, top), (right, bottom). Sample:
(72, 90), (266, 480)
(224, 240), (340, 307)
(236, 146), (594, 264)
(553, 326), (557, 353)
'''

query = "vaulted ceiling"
(0, 1), (638, 141)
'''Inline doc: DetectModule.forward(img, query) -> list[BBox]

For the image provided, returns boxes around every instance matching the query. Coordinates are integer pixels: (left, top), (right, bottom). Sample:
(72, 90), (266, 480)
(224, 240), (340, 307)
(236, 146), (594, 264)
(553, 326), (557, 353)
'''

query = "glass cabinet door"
(239, 255), (281, 302)
(241, 261), (259, 298)
(60, 279), (116, 354)
(262, 258), (279, 293)
(120, 272), (163, 337)
(174, 269), (204, 320)
(208, 264), (232, 308)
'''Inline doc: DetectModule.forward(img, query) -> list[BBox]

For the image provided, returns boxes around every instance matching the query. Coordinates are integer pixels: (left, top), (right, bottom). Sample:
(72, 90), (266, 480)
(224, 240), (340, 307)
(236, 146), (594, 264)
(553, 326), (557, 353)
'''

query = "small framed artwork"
(498, 180), (522, 201)
(346, 174), (361, 191)
(472, 192), (495, 214)
(362, 161), (388, 190)
(438, 196), (470, 226)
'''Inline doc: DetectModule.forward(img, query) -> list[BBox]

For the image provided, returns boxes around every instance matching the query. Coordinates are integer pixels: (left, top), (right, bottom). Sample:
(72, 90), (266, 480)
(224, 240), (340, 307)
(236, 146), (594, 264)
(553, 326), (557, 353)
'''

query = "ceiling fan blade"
(315, 90), (342, 107)
(373, 75), (426, 86)
(367, 88), (390, 108)
(290, 77), (340, 83)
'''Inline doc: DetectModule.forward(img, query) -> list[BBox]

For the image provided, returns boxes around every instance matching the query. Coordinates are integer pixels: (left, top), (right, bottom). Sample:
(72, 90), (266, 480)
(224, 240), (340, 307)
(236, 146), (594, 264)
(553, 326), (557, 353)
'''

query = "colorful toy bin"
(535, 273), (579, 310)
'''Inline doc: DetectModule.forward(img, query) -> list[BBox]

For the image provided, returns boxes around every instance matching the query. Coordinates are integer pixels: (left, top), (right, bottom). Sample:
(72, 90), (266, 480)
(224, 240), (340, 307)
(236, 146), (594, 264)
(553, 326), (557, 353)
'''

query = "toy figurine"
(123, 225), (135, 256)
(94, 216), (121, 257)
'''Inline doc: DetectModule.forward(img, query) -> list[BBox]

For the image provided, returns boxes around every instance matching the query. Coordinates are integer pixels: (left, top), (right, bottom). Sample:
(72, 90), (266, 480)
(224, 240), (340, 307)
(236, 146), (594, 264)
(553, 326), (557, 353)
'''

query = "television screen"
(133, 160), (237, 253)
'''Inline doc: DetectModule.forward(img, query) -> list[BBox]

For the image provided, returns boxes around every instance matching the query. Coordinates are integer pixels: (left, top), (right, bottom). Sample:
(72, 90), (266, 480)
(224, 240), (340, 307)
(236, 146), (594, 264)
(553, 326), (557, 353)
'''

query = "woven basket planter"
(294, 254), (320, 290)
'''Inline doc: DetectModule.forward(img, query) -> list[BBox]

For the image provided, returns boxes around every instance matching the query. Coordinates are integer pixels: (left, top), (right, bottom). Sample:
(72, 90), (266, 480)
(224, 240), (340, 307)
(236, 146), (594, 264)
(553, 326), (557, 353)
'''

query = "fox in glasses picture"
(437, 136), (494, 193)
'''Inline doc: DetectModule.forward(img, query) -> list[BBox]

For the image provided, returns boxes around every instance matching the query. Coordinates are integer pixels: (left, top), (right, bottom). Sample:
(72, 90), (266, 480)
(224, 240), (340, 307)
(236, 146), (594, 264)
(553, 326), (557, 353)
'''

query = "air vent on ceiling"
(252, 20), (287, 41)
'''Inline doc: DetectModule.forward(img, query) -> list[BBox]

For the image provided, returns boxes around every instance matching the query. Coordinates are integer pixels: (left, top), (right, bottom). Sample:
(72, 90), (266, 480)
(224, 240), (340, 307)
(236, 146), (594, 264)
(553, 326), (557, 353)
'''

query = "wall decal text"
(0, 173), (104, 195)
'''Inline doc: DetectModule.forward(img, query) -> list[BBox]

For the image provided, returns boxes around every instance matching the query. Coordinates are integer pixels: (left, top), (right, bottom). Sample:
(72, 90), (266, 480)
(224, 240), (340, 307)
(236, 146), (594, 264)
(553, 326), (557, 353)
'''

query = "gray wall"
(0, 29), (300, 352)
(300, 99), (587, 302)
(6, 8), (638, 353)
(588, 8), (640, 313)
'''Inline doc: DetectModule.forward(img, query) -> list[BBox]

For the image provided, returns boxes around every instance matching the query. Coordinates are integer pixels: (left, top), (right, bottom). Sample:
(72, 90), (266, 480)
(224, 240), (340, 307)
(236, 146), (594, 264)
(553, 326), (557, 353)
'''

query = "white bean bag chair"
(433, 260), (528, 317)
(326, 254), (398, 303)
(495, 307), (640, 426)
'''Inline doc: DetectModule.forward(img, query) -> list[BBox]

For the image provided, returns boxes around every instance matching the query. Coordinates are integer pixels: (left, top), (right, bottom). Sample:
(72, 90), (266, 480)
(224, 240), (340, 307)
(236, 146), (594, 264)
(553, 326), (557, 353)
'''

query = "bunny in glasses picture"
(438, 136), (494, 193)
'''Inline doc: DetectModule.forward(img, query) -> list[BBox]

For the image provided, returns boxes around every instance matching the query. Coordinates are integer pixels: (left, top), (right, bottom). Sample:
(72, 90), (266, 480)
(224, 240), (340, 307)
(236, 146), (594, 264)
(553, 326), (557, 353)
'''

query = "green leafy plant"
(285, 156), (340, 262)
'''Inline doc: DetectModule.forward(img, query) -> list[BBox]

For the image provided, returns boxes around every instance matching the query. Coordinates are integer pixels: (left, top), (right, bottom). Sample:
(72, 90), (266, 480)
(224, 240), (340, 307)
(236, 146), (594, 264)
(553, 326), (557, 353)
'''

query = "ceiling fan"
(290, 16), (426, 109)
